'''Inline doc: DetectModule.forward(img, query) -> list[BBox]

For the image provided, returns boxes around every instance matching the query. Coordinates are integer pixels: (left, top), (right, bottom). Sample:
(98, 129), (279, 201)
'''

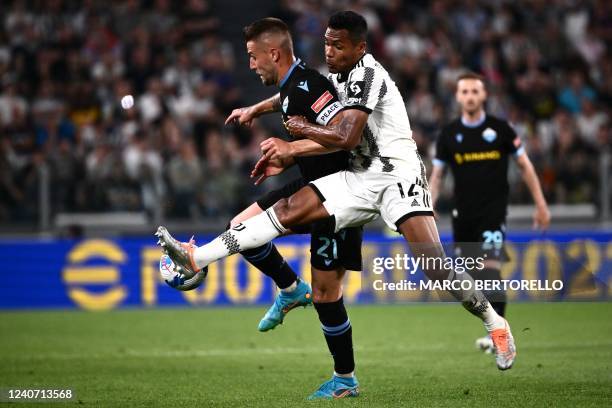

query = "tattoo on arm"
(254, 93), (281, 116)
(295, 111), (365, 149)
(290, 139), (340, 157)
(337, 115), (358, 142)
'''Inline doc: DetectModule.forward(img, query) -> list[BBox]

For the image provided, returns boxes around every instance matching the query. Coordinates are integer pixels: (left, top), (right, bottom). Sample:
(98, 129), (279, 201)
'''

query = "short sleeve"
(343, 66), (385, 114)
(503, 122), (525, 157)
(291, 74), (343, 126)
(433, 129), (451, 167)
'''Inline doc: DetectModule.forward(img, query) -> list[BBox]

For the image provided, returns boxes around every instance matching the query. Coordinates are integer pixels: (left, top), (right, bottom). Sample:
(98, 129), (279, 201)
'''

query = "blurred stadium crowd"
(0, 0), (610, 224)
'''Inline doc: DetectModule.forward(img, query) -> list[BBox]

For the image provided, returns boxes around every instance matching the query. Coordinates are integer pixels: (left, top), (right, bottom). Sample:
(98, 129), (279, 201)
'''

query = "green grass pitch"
(1, 303), (611, 407)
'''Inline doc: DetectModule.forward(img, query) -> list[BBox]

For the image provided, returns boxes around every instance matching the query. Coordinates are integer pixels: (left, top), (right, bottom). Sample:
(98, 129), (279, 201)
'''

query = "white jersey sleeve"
(344, 65), (386, 113)
(329, 54), (418, 175)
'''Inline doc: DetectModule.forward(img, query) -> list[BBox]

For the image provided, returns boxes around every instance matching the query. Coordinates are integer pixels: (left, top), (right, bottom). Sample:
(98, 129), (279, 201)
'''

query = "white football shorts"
(309, 160), (433, 232)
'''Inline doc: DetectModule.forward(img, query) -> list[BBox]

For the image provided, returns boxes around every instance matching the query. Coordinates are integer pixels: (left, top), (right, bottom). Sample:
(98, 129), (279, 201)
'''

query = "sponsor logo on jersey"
(316, 101), (342, 125)
(311, 90), (334, 113)
(454, 150), (501, 165)
(456, 133), (463, 143)
(282, 96), (289, 113)
(297, 80), (309, 92)
(348, 81), (363, 96)
(482, 127), (497, 143)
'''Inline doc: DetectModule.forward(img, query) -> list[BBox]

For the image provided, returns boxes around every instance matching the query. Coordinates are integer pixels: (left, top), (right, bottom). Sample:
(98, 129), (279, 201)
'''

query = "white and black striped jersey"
(328, 53), (418, 175)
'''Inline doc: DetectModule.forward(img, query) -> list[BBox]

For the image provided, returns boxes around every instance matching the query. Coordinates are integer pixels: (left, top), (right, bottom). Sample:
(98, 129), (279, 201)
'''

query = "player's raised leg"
(308, 266), (359, 399)
(156, 184), (330, 273)
(231, 203), (299, 290)
(397, 215), (516, 370)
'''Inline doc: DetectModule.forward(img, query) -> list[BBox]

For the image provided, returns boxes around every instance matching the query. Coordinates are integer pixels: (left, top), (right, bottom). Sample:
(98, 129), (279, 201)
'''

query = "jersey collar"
(337, 53), (367, 83)
(461, 111), (486, 128)
(279, 58), (301, 88)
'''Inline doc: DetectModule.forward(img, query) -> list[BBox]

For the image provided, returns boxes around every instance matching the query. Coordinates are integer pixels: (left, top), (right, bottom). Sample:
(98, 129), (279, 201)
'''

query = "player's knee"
(312, 282), (342, 303)
(272, 198), (295, 226)
(272, 198), (288, 223)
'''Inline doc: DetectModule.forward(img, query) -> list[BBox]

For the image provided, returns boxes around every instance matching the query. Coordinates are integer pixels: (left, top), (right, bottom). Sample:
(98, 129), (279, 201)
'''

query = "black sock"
(240, 242), (297, 289)
(314, 297), (355, 375)
(479, 267), (507, 318)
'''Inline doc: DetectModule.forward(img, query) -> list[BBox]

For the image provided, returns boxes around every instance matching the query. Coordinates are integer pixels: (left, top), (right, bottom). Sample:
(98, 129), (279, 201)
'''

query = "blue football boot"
(307, 375), (359, 400)
(258, 279), (312, 332)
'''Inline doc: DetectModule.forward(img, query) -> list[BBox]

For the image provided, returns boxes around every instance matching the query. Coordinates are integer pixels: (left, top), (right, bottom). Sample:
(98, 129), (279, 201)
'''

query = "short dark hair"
(243, 17), (290, 42)
(328, 11), (368, 44)
(457, 72), (487, 87)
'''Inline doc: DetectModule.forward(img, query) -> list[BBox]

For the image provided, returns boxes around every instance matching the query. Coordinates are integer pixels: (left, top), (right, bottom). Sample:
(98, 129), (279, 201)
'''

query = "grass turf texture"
(0, 303), (611, 407)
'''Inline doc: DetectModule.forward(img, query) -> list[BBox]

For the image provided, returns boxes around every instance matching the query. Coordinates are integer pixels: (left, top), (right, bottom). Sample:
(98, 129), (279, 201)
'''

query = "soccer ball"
(159, 254), (207, 291)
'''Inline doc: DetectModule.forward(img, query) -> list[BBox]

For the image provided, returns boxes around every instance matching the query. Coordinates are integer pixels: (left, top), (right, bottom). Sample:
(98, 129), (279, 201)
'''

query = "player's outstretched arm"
(250, 154), (294, 186)
(260, 137), (340, 161)
(515, 153), (551, 230)
(225, 93), (281, 127)
(284, 109), (367, 150)
(289, 139), (341, 156)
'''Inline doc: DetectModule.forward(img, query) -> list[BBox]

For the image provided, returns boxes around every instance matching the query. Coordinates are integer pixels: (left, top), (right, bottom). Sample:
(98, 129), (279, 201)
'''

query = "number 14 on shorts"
(397, 180), (431, 208)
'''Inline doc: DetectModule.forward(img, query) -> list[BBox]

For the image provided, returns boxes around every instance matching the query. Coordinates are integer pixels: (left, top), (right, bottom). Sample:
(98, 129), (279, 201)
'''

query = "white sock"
(192, 209), (287, 269)
(281, 279), (298, 293)
(483, 308), (505, 332)
(334, 371), (354, 379)
(444, 269), (505, 331)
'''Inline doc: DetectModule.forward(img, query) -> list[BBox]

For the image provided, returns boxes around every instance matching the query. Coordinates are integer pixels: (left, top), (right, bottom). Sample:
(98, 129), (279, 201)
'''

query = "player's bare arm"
(515, 153), (551, 230)
(250, 153), (294, 186)
(428, 165), (445, 209)
(225, 93), (281, 126)
(260, 137), (341, 162)
(253, 136), (340, 185)
(285, 109), (367, 150)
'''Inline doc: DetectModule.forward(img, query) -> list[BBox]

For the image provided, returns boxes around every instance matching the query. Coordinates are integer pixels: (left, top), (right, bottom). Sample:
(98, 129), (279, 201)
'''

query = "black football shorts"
(452, 213), (509, 262)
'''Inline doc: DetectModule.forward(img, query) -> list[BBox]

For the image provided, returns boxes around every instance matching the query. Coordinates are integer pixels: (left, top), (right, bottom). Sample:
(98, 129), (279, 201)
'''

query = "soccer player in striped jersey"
(157, 11), (518, 389)
(223, 18), (362, 399)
